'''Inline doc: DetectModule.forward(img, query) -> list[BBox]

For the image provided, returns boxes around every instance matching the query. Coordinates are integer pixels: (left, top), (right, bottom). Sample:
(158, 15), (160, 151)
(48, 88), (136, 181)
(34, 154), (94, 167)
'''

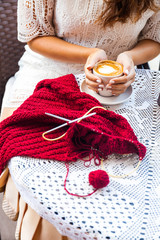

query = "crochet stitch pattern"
(0, 74), (146, 174)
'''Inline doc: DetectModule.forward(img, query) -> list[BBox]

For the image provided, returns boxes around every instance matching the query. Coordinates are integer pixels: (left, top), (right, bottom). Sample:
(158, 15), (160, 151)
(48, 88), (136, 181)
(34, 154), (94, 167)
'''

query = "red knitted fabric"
(0, 74), (146, 174)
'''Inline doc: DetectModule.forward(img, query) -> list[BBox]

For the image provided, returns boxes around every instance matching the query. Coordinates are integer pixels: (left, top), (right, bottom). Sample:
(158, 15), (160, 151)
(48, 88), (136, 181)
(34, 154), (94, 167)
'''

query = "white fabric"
(6, 69), (160, 240)
(18, 0), (160, 46)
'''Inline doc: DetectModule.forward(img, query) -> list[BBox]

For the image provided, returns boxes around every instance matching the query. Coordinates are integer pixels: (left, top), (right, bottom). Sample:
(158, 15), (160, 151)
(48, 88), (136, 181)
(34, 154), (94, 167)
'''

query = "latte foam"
(93, 60), (123, 77)
(98, 65), (115, 74)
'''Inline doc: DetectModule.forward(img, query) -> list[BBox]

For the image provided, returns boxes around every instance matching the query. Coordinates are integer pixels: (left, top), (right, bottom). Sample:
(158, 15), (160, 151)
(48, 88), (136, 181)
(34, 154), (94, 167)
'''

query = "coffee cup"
(93, 60), (123, 97)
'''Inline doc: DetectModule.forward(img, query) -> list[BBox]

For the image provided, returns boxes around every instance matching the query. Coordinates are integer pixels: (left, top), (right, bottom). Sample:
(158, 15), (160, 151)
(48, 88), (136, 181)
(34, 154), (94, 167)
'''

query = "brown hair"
(98, 0), (160, 27)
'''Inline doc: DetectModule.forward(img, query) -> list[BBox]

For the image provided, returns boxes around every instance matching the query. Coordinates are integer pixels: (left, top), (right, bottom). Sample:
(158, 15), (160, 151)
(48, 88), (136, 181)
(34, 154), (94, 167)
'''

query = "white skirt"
(2, 45), (84, 109)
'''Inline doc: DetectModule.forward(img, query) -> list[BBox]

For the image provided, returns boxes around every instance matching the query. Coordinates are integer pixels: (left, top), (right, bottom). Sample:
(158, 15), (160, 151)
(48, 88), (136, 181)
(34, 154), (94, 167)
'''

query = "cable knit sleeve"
(138, 8), (160, 43)
(17, 0), (55, 42)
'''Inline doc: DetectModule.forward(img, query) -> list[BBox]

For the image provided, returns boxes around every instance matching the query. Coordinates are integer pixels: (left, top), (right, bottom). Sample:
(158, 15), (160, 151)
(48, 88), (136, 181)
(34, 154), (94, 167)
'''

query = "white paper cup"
(93, 60), (123, 97)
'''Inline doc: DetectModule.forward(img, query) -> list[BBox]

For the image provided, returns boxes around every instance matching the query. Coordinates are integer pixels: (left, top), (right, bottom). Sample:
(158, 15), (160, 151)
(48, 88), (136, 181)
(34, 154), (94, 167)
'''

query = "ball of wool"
(89, 170), (110, 189)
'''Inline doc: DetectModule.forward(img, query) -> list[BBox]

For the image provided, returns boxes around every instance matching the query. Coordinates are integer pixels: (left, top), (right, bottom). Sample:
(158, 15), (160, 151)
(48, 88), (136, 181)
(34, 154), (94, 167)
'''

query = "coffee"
(93, 60), (123, 77)
(93, 60), (123, 97)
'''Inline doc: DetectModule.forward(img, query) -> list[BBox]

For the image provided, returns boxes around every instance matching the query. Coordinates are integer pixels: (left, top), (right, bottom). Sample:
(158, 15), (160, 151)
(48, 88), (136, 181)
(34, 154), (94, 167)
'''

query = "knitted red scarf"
(0, 74), (146, 177)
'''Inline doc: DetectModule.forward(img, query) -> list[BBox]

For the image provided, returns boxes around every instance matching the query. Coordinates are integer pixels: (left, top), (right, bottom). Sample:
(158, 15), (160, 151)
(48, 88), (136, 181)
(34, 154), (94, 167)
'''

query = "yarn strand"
(64, 163), (98, 197)
(101, 158), (141, 178)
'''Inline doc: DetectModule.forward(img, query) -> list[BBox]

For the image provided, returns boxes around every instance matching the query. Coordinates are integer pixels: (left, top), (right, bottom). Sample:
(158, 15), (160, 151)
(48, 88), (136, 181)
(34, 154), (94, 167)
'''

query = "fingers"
(107, 80), (133, 96)
(85, 69), (135, 94)
(85, 77), (104, 92)
(108, 71), (135, 85)
(85, 65), (104, 92)
(84, 49), (108, 91)
(106, 69), (135, 96)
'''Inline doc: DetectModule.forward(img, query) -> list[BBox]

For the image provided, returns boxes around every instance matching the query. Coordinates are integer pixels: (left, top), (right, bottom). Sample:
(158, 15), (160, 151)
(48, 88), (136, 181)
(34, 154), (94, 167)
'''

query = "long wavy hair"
(98, 0), (160, 27)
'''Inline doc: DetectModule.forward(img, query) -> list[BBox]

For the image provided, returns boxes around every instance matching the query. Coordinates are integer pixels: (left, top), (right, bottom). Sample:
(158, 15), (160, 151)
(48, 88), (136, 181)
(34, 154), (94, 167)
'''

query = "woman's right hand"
(84, 49), (107, 92)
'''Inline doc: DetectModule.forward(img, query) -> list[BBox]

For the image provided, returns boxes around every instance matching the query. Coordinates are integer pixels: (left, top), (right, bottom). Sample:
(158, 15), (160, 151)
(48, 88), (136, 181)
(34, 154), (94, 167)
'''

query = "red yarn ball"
(89, 170), (110, 189)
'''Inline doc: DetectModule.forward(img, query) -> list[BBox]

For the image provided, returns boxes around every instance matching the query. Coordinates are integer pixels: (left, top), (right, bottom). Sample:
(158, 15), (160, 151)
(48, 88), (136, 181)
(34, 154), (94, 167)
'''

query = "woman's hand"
(84, 49), (107, 92)
(106, 52), (135, 96)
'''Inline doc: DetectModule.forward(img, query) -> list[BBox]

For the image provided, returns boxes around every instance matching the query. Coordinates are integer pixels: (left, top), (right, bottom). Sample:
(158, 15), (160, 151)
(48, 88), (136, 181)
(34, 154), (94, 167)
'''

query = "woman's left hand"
(106, 52), (135, 96)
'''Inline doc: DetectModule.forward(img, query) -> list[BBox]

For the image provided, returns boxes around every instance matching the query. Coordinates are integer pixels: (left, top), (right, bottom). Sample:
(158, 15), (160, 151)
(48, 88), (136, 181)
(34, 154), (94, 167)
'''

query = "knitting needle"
(45, 112), (70, 122)
(44, 112), (96, 135)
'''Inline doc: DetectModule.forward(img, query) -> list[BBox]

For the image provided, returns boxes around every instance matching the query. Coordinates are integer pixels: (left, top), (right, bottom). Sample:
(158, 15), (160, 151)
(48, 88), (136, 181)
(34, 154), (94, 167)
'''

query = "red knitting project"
(0, 74), (146, 177)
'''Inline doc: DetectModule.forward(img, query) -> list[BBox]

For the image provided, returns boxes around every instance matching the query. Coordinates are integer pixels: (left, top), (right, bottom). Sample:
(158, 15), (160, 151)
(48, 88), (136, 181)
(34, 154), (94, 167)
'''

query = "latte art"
(93, 60), (123, 77)
(93, 60), (124, 97)
(98, 65), (116, 74)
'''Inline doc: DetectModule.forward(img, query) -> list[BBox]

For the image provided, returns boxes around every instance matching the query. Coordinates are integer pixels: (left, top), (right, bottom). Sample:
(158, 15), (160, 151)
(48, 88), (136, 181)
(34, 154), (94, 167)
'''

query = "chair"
(0, 1), (24, 239)
(0, 0), (24, 108)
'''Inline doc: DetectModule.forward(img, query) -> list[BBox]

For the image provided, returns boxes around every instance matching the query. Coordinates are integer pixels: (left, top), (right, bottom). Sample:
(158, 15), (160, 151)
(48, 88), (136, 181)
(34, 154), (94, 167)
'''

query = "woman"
(0, 1), (159, 239)
(2, 0), (160, 108)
